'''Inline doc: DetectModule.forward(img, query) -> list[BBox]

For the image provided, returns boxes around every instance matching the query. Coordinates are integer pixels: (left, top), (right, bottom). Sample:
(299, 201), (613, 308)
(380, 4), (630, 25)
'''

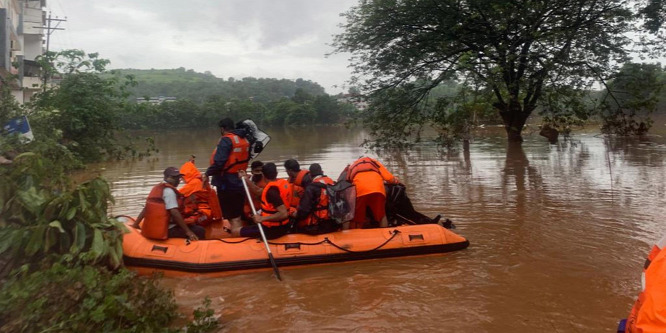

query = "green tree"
(30, 50), (137, 162)
(598, 63), (664, 135)
(333, 0), (640, 144)
(313, 95), (342, 124)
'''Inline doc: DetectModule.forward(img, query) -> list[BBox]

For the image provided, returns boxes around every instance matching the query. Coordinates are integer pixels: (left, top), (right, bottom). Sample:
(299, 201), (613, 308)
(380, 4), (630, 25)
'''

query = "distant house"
(136, 96), (177, 105)
(336, 93), (368, 111)
(0, 0), (47, 104)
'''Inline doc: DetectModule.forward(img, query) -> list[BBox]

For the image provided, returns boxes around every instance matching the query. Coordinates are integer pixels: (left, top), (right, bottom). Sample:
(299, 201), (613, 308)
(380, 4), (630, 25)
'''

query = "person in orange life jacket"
(232, 162), (292, 239)
(284, 159), (312, 209)
(620, 234), (666, 332)
(178, 157), (214, 224)
(344, 157), (400, 230)
(240, 160), (267, 222)
(204, 117), (250, 231)
(132, 167), (205, 241)
(292, 163), (339, 235)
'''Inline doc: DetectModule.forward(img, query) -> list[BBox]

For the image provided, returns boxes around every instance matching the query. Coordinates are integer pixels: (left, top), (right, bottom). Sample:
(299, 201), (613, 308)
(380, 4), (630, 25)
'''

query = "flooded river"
(95, 121), (666, 332)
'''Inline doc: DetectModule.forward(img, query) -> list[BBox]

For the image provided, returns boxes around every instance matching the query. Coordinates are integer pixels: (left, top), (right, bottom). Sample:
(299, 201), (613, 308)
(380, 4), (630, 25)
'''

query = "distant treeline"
(112, 68), (358, 129)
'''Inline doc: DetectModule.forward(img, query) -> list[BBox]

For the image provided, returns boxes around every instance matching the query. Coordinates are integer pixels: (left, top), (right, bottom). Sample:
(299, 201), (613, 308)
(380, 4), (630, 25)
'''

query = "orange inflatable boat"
(121, 220), (469, 278)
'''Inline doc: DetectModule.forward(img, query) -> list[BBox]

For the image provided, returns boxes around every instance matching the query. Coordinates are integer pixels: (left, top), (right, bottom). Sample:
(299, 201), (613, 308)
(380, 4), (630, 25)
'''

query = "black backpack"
(323, 179), (356, 224)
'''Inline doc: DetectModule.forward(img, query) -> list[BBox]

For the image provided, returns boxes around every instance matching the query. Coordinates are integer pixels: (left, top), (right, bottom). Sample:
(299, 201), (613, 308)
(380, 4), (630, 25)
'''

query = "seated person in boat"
(342, 157), (400, 230)
(240, 160), (267, 223)
(284, 158), (312, 210)
(232, 162), (292, 239)
(132, 167), (206, 241)
(292, 163), (340, 235)
(178, 157), (222, 225)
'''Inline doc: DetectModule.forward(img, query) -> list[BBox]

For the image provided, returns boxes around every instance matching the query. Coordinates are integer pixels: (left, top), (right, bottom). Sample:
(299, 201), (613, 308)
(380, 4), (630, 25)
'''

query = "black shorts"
(218, 189), (245, 220)
(240, 223), (291, 240)
(168, 225), (206, 240)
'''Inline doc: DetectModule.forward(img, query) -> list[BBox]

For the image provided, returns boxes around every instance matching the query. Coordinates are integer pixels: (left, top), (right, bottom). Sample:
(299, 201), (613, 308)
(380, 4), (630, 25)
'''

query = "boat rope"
(211, 229), (402, 253)
(321, 229), (401, 253)
(215, 237), (254, 244)
(268, 229), (401, 253)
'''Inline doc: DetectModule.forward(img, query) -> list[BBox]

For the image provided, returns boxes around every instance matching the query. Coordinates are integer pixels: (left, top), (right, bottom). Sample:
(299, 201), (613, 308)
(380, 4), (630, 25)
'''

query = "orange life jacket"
(141, 183), (184, 240)
(178, 160), (221, 226)
(626, 235), (666, 332)
(244, 177), (268, 217)
(347, 157), (381, 181)
(299, 175), (334, 227)
(290, 170), (309, 207)
(260, 179), (292, 227)
(208, 133), (250, 174)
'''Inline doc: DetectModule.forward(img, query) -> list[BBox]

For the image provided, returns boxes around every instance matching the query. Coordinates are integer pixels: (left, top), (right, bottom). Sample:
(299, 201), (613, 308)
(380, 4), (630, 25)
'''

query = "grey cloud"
(50, 0), (359, 93)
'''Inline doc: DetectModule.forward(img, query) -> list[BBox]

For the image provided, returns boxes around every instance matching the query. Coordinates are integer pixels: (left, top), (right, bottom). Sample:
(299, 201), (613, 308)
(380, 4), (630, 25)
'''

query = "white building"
(0, 0), (45, 104)
(136, 96), (177, 105)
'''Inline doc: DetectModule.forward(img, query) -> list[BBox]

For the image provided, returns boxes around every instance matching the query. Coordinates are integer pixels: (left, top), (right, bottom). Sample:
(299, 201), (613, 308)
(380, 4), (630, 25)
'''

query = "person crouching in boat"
(344, 157), (400, 230)
(178, 157), (222, 225)
(131, 167), (206, 241)
(292, 163), (340, 235)
(232, 162), (292, 239)
(240, 160), (267, 223)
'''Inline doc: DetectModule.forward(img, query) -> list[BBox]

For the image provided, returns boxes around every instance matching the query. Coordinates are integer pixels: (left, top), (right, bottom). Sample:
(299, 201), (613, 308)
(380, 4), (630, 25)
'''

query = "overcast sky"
(48, 0), (358, 94)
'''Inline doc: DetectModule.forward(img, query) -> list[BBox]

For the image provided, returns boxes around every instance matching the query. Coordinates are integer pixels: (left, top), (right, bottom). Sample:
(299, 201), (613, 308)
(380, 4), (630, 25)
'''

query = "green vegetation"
(29, 50), (156, 163)
(0, 50), (218, 332)
(122, 68), (326, 103)
(109, 68), (358, 129)
(333, 0), (666, 146)
(598, 63), (664, 135)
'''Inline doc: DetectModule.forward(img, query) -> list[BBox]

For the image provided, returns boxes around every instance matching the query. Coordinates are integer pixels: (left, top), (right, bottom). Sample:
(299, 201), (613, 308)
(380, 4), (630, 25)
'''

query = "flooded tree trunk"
(497, 100), (531, 143)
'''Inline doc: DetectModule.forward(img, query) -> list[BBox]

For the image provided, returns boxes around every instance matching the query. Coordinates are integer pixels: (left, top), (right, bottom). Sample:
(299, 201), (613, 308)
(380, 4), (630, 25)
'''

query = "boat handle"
(408, 234), (424, 241)
(151, 245), (169, 253)
(284, 243), (301, 250)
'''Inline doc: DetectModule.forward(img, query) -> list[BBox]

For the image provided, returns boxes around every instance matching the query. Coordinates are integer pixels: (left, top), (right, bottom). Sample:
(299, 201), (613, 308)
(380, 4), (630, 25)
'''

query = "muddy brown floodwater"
(91, 120), (666, 332)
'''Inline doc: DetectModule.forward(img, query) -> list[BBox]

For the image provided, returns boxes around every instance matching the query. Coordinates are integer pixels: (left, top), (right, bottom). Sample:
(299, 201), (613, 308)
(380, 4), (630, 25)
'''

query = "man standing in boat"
(292, 163), (339, 235)
(132, 167), (205, 241)
(205, 118), (250, 232)
(233, 162), (292, 239)
(344, 157), (400, 229)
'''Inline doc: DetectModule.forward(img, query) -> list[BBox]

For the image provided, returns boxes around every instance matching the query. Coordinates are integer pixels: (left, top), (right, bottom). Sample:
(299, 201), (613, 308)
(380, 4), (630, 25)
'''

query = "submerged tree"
(333, 0), (653, 144)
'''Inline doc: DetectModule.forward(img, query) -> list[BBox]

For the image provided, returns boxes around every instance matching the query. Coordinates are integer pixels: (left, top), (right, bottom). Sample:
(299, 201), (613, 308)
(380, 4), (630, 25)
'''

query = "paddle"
(241, 175), (282, 281)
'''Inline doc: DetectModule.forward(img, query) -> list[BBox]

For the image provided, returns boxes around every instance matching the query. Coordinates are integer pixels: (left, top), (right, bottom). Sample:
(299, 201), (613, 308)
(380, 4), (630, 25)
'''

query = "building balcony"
(22, 75), (41, 90)
(22, 6), (45, 36)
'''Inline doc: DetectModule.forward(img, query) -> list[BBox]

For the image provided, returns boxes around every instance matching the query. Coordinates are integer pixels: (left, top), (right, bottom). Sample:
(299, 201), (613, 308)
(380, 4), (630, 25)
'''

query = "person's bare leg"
(231, 226), (242, 237)
(230, 217), (243, 229)
(380, 216), (388, 228)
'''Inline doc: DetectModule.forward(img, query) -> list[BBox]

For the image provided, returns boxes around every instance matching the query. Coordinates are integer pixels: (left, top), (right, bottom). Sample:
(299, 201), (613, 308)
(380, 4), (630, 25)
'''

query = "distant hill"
(113, 68), (328, 103)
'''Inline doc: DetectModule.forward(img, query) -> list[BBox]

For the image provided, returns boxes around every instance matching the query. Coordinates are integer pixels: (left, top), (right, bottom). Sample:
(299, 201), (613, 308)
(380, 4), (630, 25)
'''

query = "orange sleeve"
(375, 159), (398, 184)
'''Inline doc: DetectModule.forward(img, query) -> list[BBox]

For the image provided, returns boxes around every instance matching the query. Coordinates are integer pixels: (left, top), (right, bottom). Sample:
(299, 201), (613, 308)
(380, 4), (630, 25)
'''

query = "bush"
(0, 264), (175, 333)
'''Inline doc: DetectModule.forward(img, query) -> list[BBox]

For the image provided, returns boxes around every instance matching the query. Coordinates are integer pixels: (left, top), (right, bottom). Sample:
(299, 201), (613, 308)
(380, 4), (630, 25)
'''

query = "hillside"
(113, 68), (328, 103)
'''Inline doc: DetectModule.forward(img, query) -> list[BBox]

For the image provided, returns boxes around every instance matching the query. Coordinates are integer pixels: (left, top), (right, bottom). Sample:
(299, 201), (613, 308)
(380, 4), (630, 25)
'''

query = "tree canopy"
(334, 0), (658, 144)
